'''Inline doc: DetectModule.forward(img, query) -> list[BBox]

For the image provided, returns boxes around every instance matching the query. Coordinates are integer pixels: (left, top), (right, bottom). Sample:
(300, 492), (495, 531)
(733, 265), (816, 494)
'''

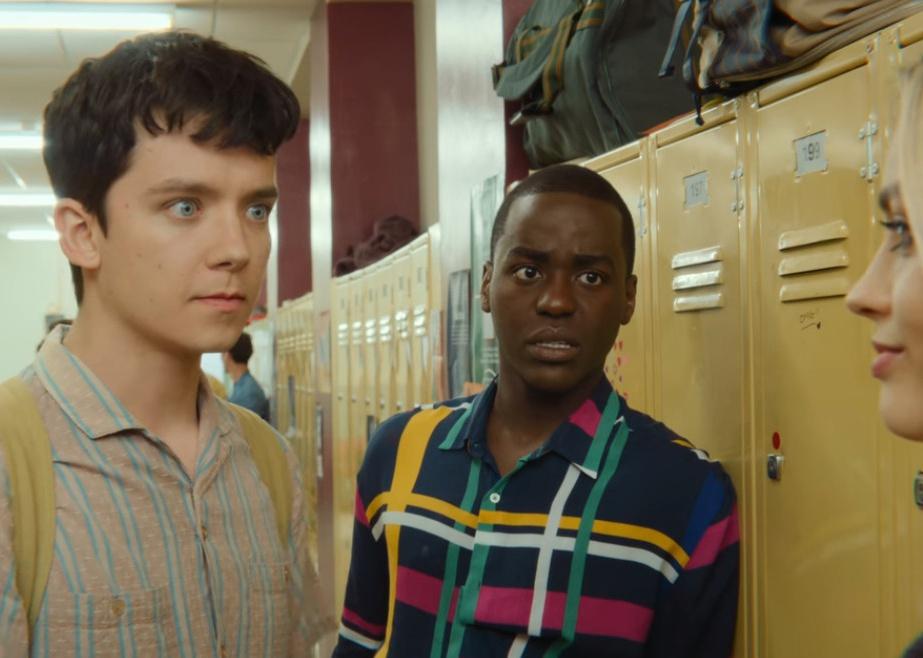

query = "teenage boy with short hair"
(0, 31), (330, 656)
(334, 165), (739, 657)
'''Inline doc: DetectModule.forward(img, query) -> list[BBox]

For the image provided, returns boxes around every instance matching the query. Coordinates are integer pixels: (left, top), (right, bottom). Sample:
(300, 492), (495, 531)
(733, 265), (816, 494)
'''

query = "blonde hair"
(896, 59), (923, 246)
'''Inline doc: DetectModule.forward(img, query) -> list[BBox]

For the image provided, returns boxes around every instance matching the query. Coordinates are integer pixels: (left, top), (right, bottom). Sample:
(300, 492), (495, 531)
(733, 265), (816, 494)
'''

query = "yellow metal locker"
(584, 141), (654, 415)
(392, 249), (413, 413)
(409, 234), (432, 407)
(651, 102), (751, 656)
(374, 256), (396, 421)
(652, 102), (748, 479)
(750, 41), (887, 658)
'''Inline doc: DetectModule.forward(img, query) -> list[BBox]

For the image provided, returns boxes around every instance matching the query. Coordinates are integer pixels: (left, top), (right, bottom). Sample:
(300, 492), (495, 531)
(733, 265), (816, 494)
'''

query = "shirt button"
(111, 598), (125, 618)
(219, 644), (227, 658)
(200, 525), (208, 540)
(489, 492), (501, 504)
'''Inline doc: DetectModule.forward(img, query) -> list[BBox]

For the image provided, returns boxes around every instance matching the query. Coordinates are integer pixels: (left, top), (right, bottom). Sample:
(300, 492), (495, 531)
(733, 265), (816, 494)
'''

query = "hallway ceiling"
(0, 0), (314, 231)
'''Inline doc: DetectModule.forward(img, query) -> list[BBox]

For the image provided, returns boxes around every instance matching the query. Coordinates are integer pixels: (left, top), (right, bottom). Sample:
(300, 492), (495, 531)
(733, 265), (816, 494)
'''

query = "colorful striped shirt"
(0, 327), (333, 657)
(333, 377), (739, 657)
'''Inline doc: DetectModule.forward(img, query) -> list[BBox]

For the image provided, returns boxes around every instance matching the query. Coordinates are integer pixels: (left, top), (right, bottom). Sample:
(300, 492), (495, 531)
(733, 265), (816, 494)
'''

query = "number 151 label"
(794, 130), (828, 176)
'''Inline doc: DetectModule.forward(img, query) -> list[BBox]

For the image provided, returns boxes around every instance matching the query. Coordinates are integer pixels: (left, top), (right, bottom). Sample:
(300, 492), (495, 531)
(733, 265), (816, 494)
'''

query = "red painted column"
(276, 119), (311, 302)
(328, 1), (420, 265)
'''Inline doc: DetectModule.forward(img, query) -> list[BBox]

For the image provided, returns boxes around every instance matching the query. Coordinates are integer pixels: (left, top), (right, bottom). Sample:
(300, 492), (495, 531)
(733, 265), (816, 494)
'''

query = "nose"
(536, 271), (576, 317)
(846, 240), (892, 320)
(207, 208), (251, 272)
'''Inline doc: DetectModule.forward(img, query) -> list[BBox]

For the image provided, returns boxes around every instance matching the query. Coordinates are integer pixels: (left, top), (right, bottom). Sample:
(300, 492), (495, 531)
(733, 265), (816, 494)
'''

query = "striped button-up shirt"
(0, 328), (332, 657)
(334, 377), (739, 658)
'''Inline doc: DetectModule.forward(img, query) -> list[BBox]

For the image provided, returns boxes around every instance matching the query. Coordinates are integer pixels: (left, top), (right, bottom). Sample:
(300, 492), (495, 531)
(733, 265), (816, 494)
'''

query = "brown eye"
(577, 271), (603, 285)
(513, 265), (541, 281)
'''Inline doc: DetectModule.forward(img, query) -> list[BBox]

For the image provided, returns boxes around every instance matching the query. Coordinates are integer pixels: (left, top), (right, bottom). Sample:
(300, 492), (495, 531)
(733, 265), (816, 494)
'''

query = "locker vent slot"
(365, 319), (377, 345)
(778, 251), (849, 276)
(778, 220), (848, 250)
(673, 292), (725, 313)
(779, 277), (850, 303)
(672, 268), (723, 291)
(413, 304), (428, 337)
(351, 321), (363, 345)
(672, 246), (722, 270)
(378, 315), (393, 342)
(337, 323), (349, 348)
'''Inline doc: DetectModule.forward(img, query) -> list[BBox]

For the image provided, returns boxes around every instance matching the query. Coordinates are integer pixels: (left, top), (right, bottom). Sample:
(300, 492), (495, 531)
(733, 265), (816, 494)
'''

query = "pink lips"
(871, 342), (903, 379)
(196, 293), (246, 312)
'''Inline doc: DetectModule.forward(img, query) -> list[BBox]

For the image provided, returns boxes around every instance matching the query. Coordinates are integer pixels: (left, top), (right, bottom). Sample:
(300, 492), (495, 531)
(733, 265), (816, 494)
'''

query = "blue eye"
(882, 218), (914, 255)
(168, 199), (198, 219)
(247, 204), (271, 222)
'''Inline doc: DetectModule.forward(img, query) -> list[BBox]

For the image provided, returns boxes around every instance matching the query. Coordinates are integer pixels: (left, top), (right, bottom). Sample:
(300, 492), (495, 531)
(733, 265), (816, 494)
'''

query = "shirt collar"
(438, 375), (624, 479)
(34, 324), (230, 441)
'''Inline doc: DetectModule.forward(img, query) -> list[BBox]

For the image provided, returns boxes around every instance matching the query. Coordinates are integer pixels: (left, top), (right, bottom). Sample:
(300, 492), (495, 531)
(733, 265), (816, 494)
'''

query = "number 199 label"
(794, 131), (828, 176)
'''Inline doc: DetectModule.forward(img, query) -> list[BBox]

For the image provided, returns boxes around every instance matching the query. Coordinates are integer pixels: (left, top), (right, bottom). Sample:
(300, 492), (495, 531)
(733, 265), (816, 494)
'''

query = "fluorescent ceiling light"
(0, 192), (57, 207)
(0, 3), (174, 31)
(0, 133), (42, 151)
(7, 229), (59, 242)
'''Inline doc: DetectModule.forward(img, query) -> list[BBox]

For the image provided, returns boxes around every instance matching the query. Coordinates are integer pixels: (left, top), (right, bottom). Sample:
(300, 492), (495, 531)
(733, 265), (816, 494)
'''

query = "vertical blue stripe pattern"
(0, 331), (328, 656)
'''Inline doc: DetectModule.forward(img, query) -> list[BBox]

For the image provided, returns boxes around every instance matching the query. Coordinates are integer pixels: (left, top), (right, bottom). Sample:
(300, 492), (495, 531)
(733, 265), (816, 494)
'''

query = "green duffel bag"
(493, 0), (694, 168)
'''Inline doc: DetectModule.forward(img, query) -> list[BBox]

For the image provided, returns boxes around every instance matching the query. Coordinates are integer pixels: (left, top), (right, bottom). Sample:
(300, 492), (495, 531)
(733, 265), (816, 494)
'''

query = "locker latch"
(859, 119), (879, 182)
(767, 454), (784, 481)
(730, 167), (744, 213)
(914, 471), (923, 508)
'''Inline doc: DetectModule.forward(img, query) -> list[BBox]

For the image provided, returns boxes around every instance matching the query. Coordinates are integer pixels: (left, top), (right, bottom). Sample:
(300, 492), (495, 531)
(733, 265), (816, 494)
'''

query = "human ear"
(480, 261), (493, 313)
(55, 199), (102, 272)
(621, 275), (638, 325)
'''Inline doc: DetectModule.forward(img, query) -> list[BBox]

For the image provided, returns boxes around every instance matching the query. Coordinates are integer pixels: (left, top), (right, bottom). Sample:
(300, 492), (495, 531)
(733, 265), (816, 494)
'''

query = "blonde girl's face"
(846, 167), (923, 441)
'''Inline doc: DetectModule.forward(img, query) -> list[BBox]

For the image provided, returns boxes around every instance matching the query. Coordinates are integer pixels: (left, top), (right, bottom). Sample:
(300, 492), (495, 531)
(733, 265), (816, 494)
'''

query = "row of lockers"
(270, 11), (923, 657)
(328, 228), (443, 615)
(273, 295), (320, 568)
(584, 12), (923, 658)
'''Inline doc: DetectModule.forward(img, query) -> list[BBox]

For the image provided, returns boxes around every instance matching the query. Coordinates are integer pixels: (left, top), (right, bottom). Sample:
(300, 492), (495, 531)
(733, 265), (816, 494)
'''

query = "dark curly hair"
(43, 30), (301, 302)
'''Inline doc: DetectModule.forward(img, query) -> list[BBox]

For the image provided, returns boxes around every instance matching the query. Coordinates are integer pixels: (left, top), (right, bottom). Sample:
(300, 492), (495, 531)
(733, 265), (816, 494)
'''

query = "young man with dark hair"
(334, 164), (739, 657)
(0, 31), (330, 655)
(224, 332), (270, 421)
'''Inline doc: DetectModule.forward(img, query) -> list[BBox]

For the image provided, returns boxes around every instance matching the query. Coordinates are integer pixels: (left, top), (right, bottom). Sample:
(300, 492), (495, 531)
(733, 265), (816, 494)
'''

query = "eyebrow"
(146, 178), (279, 202)
(878, 184), (899, 212)
(505, 246), (615, 269)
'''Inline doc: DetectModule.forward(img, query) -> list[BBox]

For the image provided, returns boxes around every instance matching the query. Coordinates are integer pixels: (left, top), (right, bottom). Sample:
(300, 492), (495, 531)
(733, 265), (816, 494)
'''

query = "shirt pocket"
(249, 561), (293, 657)
(46, 585), (171, 654)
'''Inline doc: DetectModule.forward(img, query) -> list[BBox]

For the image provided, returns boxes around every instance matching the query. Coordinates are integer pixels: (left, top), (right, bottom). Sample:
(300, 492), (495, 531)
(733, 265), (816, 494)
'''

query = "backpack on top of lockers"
(493, 0), (695, 168)
(660, 0), (922, 102)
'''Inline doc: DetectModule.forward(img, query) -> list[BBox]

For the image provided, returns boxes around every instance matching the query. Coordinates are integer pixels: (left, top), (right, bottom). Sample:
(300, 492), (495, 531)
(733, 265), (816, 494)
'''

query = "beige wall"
(0, 238), (77, 380)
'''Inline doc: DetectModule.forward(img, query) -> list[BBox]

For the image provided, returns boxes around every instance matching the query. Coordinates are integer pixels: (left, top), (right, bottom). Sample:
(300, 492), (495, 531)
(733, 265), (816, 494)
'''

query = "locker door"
(410, 235), (432, 406)
(392, 250), (413, 413)
(375, 257), (396, 421)
(587, 142), (654, 415)
(335, 272), (366, 614)
(300, 297), (319, 568)
(362, 265), (380, 441)
(653, 110), (749, 657)
(274, 304), (292, 432)
(653, 110), (746, 482)
(754, 62), (883, 658)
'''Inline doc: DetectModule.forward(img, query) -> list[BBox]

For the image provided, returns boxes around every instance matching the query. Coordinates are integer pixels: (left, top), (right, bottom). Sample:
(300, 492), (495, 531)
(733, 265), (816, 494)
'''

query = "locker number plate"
(684, 171), (709, 209)
(794, 131), (828, 176)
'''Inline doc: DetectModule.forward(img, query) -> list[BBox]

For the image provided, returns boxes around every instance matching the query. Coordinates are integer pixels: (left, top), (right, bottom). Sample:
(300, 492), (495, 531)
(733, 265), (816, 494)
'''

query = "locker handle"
(767, 454), (784, 481)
